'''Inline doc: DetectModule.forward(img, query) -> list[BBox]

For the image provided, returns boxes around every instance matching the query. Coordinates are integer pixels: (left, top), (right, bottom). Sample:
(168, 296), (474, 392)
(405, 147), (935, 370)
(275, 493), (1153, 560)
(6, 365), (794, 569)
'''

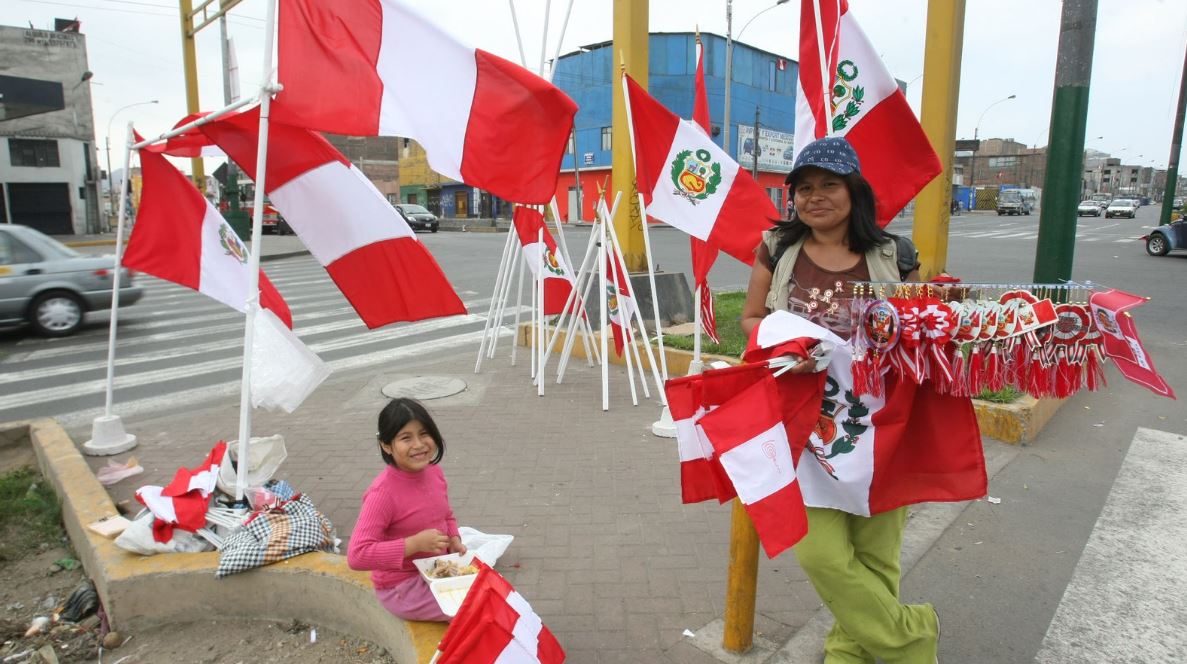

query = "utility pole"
(723, 0), (733, 158)
(1159, 44), (1186, 226)
(611, 0), (648, 270)
(1033, 0), (1098, 285)
(752, 107), (760, 179)
(178, 0), (204, 190)
(912, 0), (967, 278)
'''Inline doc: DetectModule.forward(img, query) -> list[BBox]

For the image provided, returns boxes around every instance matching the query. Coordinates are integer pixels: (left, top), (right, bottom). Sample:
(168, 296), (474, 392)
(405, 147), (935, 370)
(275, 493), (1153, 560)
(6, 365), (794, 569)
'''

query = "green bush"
(0, 468), (63, 561)
(663, 291), (749, 358)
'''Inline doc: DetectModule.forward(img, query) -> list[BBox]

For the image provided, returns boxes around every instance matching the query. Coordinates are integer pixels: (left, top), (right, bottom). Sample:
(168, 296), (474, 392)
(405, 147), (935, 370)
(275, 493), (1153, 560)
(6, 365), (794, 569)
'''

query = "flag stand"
(84, 121), (138, 456)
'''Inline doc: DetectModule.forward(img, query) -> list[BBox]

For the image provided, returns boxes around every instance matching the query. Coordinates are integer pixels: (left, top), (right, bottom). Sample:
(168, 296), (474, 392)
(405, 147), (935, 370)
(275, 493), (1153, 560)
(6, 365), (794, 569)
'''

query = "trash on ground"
(986, 496), (1002, 504)
(95, 458), (143, 486)
(682, 629), (695, 637)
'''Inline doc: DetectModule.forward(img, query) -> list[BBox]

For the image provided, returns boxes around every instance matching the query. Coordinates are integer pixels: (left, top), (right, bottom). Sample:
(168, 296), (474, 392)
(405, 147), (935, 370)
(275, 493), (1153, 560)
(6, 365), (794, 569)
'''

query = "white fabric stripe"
(756, 310), (844, 349)
(832, 11), (898, 133)
(136, 486), (178, 523)
(498, 591), (543, 662)
(268, 162), (414, 265)
(646, 119), (738, 241)
(674, 410), (710, 462)
(376, 0), (474, 181)
(187, 467), (219, 496)
(718, 421), (795, 505)
(520, 241), (574, 283)
(197, 203), (250, 313)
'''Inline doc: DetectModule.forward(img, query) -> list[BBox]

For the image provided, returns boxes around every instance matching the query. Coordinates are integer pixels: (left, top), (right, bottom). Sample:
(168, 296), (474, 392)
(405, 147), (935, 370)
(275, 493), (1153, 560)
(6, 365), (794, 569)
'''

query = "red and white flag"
(123, 147), (292, 328)
(197, 108), (465, 328)
(605, 248), (636, 358)
(698, 374), (809, 557)
(623, 74), (777, 265)
(436, 562), (565, 664)
(1089, 288), (1175, 398)
(796, 0), (941, 225)
(513, 206), (575, 316)
(135, 441), (227, 542)
(690, 32), (720, 344)
(745, 313), (985, 516)
(273, 0), (577, 205)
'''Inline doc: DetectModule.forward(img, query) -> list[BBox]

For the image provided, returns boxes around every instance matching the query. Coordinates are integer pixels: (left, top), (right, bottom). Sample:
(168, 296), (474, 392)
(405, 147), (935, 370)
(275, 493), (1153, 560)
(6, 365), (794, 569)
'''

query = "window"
(601, 126), (612, 151)
(767, 187), (782, 210)
(769, 61), (777, 91)
(9, 138), (60, 168)
(407, 193), (417, 205)
(566, 134), (575, 155)
(0, 232), (41, 265)
(987, 156), (1018, 168)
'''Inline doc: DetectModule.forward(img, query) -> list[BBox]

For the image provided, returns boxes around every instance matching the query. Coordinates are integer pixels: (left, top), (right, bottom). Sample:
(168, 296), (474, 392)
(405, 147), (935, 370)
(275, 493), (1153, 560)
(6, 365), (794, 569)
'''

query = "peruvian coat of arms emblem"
(670, 148), (722, 205)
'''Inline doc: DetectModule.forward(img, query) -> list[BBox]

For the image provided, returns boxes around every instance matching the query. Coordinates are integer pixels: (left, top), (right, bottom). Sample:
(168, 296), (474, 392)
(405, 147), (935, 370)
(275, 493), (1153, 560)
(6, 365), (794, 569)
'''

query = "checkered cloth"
(216, 494), (337, 578)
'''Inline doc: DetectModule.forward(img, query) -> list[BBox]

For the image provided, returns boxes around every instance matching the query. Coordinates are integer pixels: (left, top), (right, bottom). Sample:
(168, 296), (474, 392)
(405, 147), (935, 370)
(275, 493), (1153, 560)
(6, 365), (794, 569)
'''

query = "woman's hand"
(448, 536), (467, 555)
(405, 529), (450, 557)
(778, 353), (818, 374)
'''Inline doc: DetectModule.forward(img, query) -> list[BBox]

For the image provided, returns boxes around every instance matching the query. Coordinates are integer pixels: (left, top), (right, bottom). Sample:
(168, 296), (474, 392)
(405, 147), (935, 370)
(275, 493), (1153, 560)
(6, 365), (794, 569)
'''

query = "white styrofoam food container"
(411, 553), (479, 616)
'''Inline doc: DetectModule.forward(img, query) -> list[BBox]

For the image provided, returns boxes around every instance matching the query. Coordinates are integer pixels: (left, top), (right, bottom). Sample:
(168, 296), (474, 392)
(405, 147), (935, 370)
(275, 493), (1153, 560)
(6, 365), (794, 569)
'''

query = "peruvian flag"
(512, 206), (575, 316)
(623, 74), (777, 265)
(123, 147), (292, 328)
(796, 0), (941, 225)
(745, 313), (985, 516)
(698, 374), (809, 557)
(605, 247), (636, 358)
(135, 441), (227, 542)
(435, 561), (565, 664)
(198, 108), (466, 328)
(690, 32), (720, 344)
(273, 0), (577, 205)
(1088, 289), (1175, 398)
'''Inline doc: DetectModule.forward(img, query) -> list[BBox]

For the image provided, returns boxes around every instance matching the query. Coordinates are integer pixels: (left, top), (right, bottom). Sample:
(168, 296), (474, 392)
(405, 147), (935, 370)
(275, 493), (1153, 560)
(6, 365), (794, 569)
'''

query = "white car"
(1105, 199), (1137, 219)
(1077, 200), (1102, 217)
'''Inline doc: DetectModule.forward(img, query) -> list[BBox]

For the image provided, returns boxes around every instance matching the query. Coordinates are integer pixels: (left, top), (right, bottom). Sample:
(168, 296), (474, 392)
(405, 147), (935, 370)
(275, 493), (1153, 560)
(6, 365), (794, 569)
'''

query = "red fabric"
(162, 441), (226, 497)
(698, 375), (810, 557)
(141, 112), (216, 157)
(623, 75), (681, 201)
(274, 0), (384, 135)
(512, 206), (575, 316)
(1089, 288), (1175, 398)
(464, 50), (579, 204)
(844, 90), (942, 225)
(709, 165), (777, 264)
(798, 0), (844, 137)
(605, 248), (633, 358)
(198, 107), (347, 191)
(325, 238), (465, 328)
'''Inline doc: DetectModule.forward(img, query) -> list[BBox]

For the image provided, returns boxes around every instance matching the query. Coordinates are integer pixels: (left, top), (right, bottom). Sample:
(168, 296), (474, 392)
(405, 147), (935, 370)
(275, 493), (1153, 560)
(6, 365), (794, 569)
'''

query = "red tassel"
(968, 345), (984, 396)
(986, 345), (1005, 392)
(1085, 347), (1107, 391)
(1011, 341), (1030, 392)
(1028, 351), (1048, 398)
(949, 346), (967, 397)
(851, 353), (870, 397)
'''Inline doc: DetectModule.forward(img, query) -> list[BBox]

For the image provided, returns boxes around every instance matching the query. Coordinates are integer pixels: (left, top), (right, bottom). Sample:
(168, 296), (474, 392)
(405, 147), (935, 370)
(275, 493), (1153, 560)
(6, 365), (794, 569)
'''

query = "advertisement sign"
(735, 125), (795, 173)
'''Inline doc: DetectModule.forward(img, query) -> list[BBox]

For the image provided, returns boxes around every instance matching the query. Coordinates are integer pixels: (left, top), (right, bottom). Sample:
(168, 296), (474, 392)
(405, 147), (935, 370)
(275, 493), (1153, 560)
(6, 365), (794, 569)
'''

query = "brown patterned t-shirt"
(785, 250), (870, 339)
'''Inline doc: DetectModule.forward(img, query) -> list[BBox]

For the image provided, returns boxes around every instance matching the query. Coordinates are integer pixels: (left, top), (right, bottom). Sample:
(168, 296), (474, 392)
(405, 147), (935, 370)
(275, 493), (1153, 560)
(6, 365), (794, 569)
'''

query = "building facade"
(0, 23), (101, 234)
(323, 134), (400, 201)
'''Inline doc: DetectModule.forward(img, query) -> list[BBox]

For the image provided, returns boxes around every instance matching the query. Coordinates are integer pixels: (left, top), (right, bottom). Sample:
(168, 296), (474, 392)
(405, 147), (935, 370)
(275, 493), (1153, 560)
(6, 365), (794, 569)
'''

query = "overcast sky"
(6, 0), (1186, 173)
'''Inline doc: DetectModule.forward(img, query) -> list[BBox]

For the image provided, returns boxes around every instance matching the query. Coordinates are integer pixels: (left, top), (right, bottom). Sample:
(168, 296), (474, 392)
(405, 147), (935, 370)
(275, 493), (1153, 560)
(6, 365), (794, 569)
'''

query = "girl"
(347, 398), (466, 622)
(741, 136), (937, 664)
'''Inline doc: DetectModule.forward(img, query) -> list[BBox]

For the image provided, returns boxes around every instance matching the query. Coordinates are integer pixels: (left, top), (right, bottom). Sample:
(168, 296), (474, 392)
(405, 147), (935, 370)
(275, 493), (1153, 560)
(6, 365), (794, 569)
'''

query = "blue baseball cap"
(786, 136), (861, 184)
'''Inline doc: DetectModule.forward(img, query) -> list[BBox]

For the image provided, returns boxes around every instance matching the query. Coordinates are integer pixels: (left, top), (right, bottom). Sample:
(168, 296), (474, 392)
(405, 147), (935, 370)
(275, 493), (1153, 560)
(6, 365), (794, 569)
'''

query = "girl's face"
(382, 419), (438, 472)
(792, 168), (852, 235)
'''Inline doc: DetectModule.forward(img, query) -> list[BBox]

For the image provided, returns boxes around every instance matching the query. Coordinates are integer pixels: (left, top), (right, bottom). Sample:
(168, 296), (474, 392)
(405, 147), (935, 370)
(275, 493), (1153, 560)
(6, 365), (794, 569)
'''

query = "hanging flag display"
(272, 0), (577, 204)
(512, 206), (576, 316)
(623, 74), (777, 266)
(796, 0), (941, 225)
(122, 147), (292, 328)
(1089, 288), (1175, 398)
(196, 108), (466, 328)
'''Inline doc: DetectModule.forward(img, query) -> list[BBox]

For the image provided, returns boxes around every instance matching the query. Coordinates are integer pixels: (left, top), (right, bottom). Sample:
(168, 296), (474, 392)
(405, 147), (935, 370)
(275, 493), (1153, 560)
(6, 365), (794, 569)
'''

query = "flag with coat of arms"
(512, 206), (576, 316)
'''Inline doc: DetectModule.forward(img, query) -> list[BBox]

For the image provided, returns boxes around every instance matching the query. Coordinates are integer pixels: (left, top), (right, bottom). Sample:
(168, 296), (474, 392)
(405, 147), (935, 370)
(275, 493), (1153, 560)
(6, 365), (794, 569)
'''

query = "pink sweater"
(346, 464), (459, 589)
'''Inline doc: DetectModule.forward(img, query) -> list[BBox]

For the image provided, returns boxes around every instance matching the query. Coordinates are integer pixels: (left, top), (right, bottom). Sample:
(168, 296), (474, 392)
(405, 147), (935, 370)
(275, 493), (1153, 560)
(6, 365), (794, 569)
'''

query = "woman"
(740, 136), (938, 664)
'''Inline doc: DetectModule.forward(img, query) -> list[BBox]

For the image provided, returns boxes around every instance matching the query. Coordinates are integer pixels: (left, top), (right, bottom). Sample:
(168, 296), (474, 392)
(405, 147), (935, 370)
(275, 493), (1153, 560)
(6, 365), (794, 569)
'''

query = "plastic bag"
(217, 434), (288, 497)
(96, 457), (144, 486)
(250, 307), (331, 413)
(458, 526), (514, 566)
(114, 513), (212, 556)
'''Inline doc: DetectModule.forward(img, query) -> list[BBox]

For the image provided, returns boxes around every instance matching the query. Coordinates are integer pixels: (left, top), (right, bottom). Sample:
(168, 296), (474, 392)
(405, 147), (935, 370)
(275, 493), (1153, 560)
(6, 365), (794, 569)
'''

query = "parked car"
(0, 225), (144, 336)
(1077, 200), (1102, 217)
(1143, 218), (1187, 256)
(396, 204), (439, 233)
(995, 190), (1031, 216)
(1105, 199), (1138, 218)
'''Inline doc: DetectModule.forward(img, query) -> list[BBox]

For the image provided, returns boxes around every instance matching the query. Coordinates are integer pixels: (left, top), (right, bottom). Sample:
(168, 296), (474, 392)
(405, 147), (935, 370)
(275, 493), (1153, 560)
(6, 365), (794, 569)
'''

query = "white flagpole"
(543, 219), (596, 376)
(555, 232), (600, 383)
(489, 238), (521, 360)
(693, 286), (703, 368)
(605, 218), (639, 407)
(233, 0), (279, 503)
(546, 198), (597, 365)
(510, 245), (527, 367)
(538, 0), (552, 77)
(475, 224), (517, 372)
(529, 237), (538, 380)
(604, 213), (666, 404)
(84, 122), (138, 456)
(549, 0), (577, 77)
(598, 200), (609, 411)
(813, 0), (834, 136)
(536, 224), (546, 396)
(506, 0), (528, 68)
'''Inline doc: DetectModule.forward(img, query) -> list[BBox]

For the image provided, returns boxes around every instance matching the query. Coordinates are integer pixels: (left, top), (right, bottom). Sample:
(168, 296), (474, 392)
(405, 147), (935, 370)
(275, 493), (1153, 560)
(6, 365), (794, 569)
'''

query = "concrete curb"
(19, 419), (444, 664)
(63, 239), (120, 248)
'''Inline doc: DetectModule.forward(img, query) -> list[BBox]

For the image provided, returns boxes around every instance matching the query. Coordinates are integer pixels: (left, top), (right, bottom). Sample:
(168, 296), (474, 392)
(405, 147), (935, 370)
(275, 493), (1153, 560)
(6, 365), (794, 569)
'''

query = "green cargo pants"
(793, 506), (939, 664)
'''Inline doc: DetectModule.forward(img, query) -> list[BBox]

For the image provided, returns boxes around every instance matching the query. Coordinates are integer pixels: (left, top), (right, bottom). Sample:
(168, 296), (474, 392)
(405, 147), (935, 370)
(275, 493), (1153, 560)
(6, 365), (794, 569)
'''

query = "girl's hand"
(780, 354), (818, 374)
(448, 536), (467, 555)
(406, 529), (450, 556)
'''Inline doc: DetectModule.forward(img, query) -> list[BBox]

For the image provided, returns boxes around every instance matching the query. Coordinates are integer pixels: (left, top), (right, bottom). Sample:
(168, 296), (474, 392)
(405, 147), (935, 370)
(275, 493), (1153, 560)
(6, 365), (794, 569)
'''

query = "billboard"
(735, 125), (795, 173)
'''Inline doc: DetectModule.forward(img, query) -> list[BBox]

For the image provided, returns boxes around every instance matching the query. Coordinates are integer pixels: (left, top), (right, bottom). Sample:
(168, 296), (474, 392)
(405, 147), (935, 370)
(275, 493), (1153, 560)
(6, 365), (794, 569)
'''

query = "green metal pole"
(1159, 44), (1186, 227)
(1033, 0), (1098, 284)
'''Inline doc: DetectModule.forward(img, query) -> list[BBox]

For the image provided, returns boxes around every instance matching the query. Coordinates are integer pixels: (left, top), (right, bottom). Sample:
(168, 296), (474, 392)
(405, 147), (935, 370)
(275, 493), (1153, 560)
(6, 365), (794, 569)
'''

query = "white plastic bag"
(250, 307), (331, 413)
(114, 513), (212, 556)
(458, 526), (514, 566)
(216, 434), (287, 497)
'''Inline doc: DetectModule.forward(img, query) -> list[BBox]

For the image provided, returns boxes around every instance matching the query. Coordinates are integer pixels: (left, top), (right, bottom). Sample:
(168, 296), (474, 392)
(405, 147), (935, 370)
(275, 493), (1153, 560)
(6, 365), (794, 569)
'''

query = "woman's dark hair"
(376, 397), (445, 466)
(772, 169), (888, 258)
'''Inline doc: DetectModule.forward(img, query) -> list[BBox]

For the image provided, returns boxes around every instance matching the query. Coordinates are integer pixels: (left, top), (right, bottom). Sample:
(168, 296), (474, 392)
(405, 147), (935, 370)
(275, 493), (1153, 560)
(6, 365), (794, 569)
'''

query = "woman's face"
(792, 167), (852, 234)
(382, 419), (438, 472)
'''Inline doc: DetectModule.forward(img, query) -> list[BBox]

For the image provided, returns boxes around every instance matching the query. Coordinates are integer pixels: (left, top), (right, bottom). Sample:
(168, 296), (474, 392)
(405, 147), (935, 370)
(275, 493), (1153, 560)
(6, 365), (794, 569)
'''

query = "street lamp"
(723, 0), (790, 161)
(105, 100), (158, 230)
(969, 94), (1015, 192)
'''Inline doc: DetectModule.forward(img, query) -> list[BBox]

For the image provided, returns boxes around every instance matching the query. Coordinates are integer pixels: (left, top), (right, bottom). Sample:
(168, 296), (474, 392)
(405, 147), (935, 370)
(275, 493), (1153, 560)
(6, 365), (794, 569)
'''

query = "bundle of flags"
(135, 441), (226, 543)
(512, 206), (576, 315)
(433, 561), (565, 664)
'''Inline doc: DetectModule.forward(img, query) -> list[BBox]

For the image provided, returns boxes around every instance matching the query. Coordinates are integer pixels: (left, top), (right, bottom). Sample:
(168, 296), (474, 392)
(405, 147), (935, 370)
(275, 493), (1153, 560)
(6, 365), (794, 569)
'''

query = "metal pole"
(722, 499), (760, 653)
(105, 136), (114, 230)
(612, 0), (649, 271)
(178, 0), (205, 191)
(102, 122), (134, 417)
(912, 0), (967, 279)
(723, 0), (733, 157)
(571, 129), (584, 222)
(1159, 44), (1187, 226)
(752, 107), (760, 179)
(1033, 0), (1098, 285)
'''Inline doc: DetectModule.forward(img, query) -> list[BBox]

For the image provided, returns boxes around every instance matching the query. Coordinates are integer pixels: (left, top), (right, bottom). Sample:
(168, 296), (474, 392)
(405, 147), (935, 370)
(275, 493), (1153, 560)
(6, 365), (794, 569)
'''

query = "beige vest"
(762, 230), (901, 312)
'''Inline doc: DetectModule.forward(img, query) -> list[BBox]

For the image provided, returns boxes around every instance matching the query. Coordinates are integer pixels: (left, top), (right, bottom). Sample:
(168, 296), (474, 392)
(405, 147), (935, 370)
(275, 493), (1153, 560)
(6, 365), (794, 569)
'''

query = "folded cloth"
(216, 494), (336, 578)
